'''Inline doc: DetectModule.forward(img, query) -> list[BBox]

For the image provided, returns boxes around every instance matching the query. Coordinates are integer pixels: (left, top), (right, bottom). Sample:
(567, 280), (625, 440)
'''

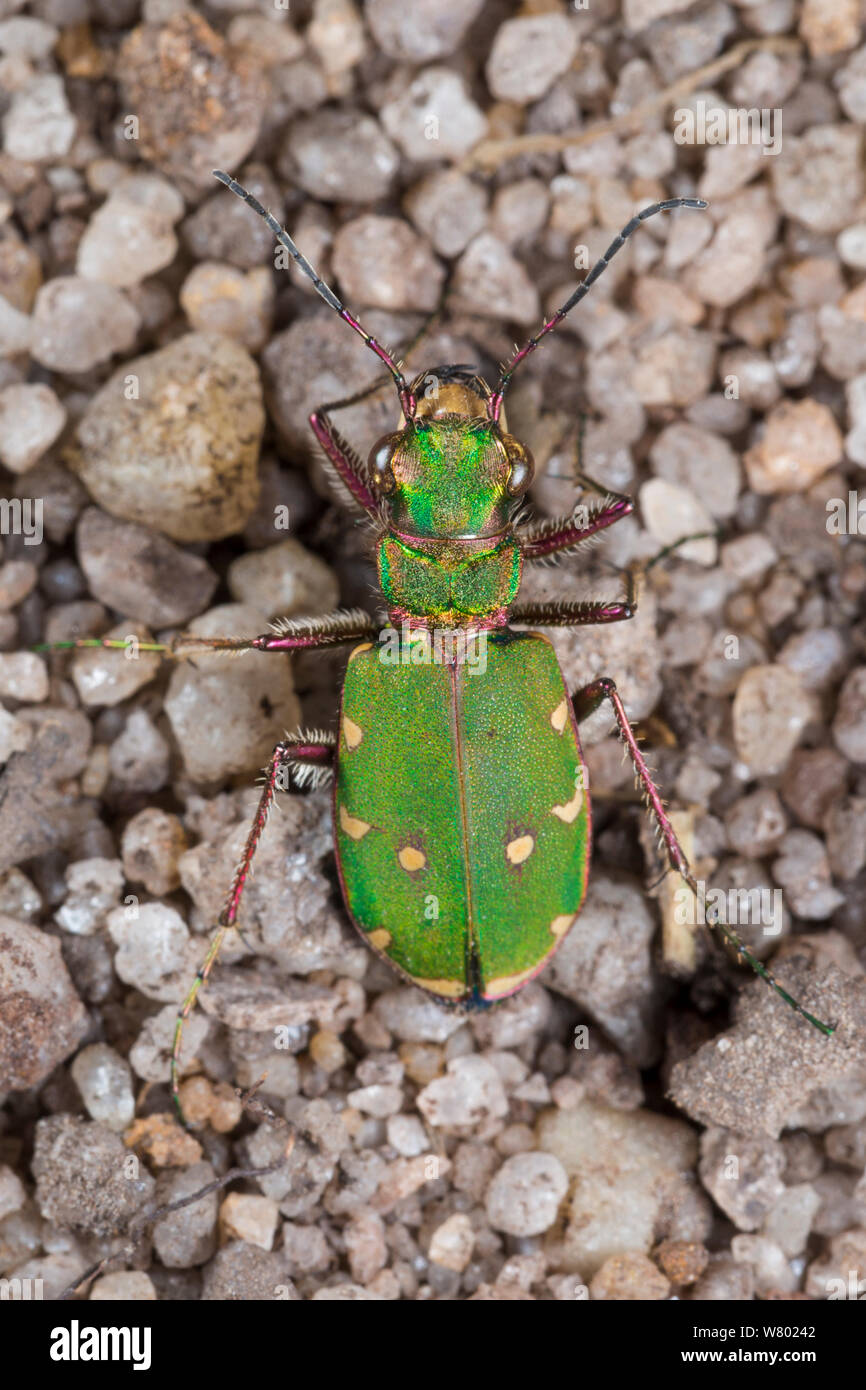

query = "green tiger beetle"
(39, 175), (834, 1123)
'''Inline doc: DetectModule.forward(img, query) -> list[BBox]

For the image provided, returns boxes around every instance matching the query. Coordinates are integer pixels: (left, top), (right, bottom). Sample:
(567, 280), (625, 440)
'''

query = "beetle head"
(368, 365), (534, 539)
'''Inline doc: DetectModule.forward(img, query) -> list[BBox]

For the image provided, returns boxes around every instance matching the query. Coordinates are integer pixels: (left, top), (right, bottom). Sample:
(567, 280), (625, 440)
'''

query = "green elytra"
(35, 177), (835, 1122)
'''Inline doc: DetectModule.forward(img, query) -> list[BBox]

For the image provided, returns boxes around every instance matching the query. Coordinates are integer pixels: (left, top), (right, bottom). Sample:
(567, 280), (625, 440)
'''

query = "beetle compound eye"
(369, 434), (399, 493)
(502, 435), (535, 496)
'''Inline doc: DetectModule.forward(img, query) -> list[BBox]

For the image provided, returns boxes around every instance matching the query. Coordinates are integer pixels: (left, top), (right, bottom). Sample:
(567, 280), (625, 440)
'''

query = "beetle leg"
(171, 735), (336, 1125)
(571, 676), (835, 1038)
(35, 609), (380, 661)
(519, 488), (634, 561)
(309, 289), (451, 518)
(309, 406), (381, 518)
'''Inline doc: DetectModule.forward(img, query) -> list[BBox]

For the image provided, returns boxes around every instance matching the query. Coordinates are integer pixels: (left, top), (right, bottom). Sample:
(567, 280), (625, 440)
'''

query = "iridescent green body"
(329, 375), (591, 1003)
(334, 628), (590, 1003)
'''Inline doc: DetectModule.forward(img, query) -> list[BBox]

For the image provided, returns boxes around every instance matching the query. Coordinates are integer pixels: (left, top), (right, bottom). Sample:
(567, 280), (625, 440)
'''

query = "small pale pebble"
(833, 667), (866, 764)
(286, 110), (399, 204)
(0, 1163), (26, 1221)
(0, 383), (66, 473)
(496, 1123), (535, 1155)
(799, 0), (861, 57)
(71, 622), (160, 707)
(381, 67), (487, 163)
(152, 1161), (218, 1269)
(631, 328), (716, 408)
(550, 1076), (585, 1110)
(731, 1234), (796, 1296)
(649, 422), (740, 520)
(70, 1043), (135, 1132)
(283, 1221), (332, 1275)
(344, 1207), (387, 1284)
(725, 790), (787, 859)
(385, 1114), (427, 1157)
(485, 14), (579, 105)
(30, 277), (139, 374)
(179, 262), (273, 353)
(781, 747), (848, 830)
(699, 1128), (785, 1232)
(590, 1251), (670, 1301)
(3, 73), (75, 161)
(686, 210), (772, 309)
(121, 808), (188, 897)
(0, 866), (41, 919)
(77, 175), (182, 289)
(227, 540), (339, 622)
(309, 1029), (346, 1074)
(0, 296), (31, 358)
(306, 0), (365, 75)
(371, 1153), (451, 1215)
(0, 650), (47, 701)
(745, 398), (843, 494)
(721, 347), (781, 410)
(106, 901), (199, 1004)
(453, 234), (539, 324)
(732, 664), (813, 776)
(89, 1271), (157, 1301)
(762, 1183), (821, 1258)
(428, 1212), (474, 1272)
(403, 170), (487, 259)
(720, 533), (778, 585)
(346, 1083), (403, 1118)
(312, 1284), (382, 1300)
(824, 796), (866, 881)
(655, 1239), (708, 1285)
(640, 478), (716, 565)
(76, 508), (217, 630)
(109, 708), (170, 793)
(0, 559), (36, 608)
(374, 989), (464, 1044)
(417, 1055), (508, 1129)
(54, 857), (124, 936)
(772, 829), (845, 920)
(124, 1112), (203, 1169)
(331, 215), (443, 313)
(490, 179), (548, 248)
(485, 1152), (568, 1237)
(220, 1193), (279, 1251)
(771, 125), (862, 235)
(365, 0), (483, 62)
(837, 224), (866, 271)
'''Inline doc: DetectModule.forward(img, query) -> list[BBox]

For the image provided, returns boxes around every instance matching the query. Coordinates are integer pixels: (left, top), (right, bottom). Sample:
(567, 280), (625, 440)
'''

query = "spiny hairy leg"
(519, 489), (634, 561)
(309, 288), (450, 517)
(512, 568), (637, 627)
(34, 608), (380, 658)
(171, 736), (336, 1126)
(572, 676), (834, 1037)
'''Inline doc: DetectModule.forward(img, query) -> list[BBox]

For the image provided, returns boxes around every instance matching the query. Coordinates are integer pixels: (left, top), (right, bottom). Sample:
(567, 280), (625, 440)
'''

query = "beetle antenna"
(213, 170), (416, 417)
(488, 197), (708, 422)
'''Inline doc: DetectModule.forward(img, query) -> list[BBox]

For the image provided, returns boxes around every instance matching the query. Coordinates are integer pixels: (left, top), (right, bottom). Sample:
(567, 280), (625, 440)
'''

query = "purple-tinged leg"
(511, 598), (634, 626)
(571, 677), (834, 1037)
(520, 493), (634, 560)
(171, 735), (336, 1125)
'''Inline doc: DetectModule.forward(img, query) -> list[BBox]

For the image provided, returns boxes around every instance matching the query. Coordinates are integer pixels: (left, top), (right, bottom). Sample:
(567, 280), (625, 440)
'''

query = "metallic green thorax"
(334, 630), (590, 1003)
(388, 420), (511, 539)
(378, 534), (522, 621)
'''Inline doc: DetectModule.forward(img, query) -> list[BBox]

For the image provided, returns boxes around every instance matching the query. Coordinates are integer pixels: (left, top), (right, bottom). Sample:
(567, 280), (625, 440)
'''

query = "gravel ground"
(0, 0), (865, 1303)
